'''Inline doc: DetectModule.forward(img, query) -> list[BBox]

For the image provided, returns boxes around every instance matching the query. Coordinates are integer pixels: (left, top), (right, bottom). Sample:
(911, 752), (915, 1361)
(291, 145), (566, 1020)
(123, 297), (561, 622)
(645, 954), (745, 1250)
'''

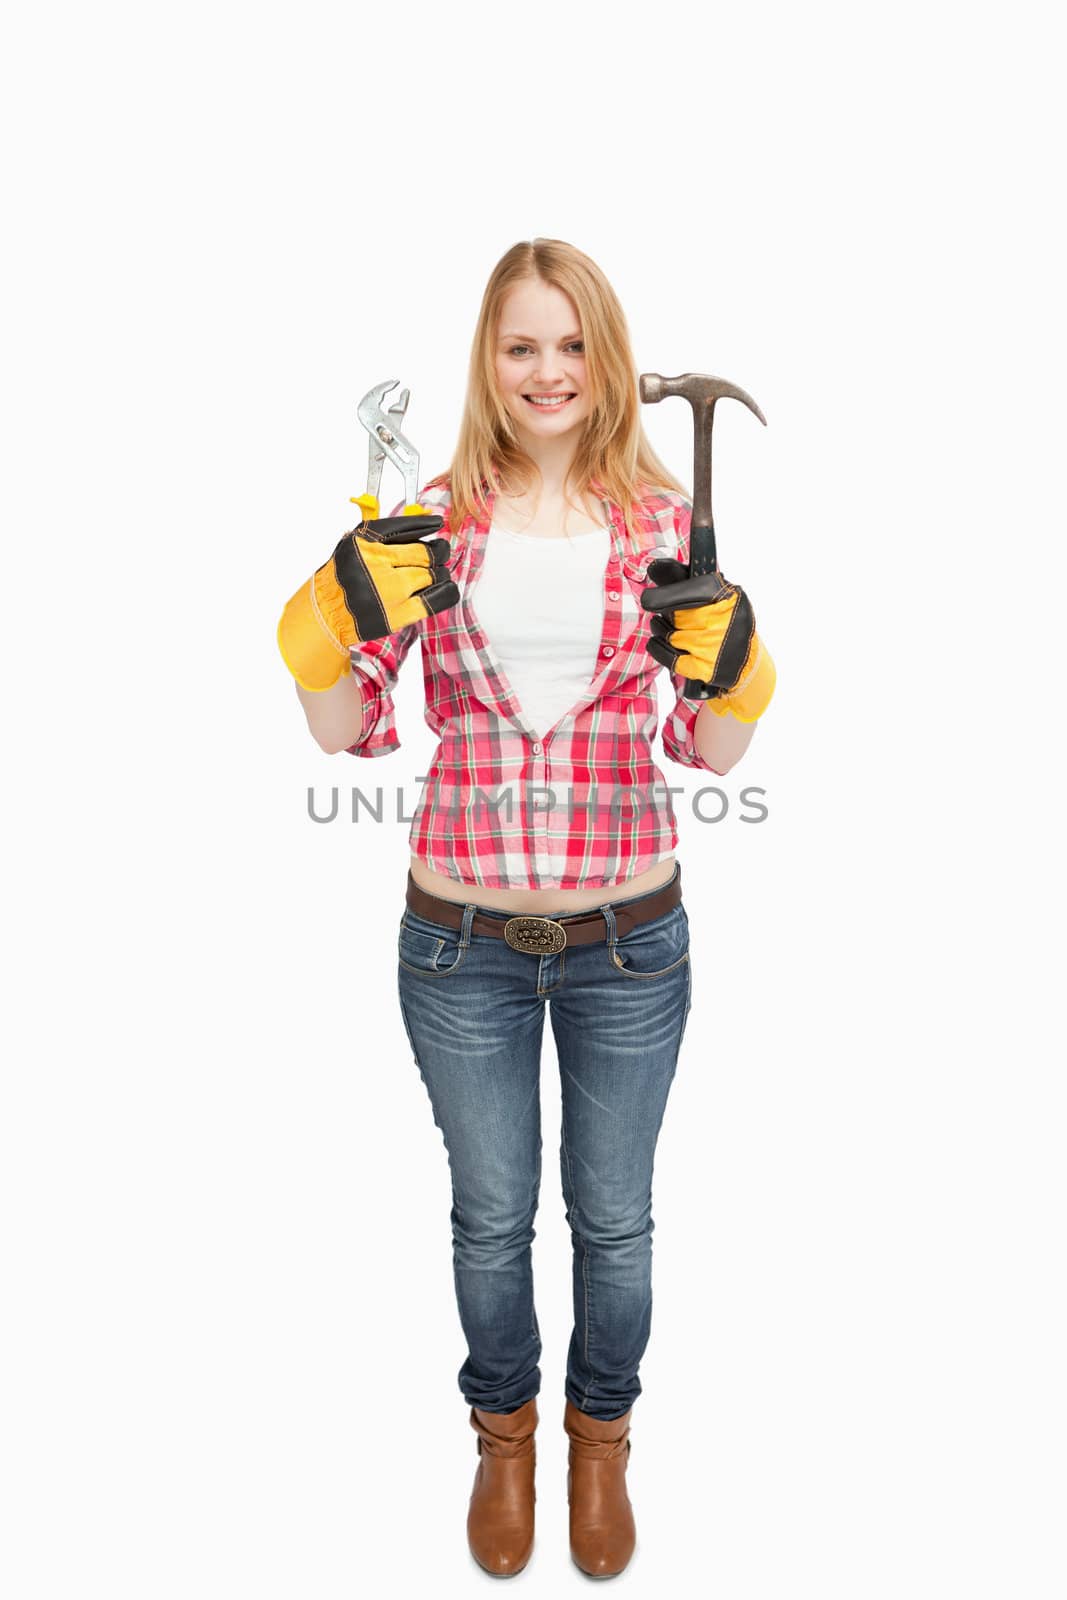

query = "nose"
(532, 352), (566, 384)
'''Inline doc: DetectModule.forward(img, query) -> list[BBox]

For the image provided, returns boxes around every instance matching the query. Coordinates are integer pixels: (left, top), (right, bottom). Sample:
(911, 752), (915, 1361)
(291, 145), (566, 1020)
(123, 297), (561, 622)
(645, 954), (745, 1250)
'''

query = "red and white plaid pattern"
(344, 481), (722, 889)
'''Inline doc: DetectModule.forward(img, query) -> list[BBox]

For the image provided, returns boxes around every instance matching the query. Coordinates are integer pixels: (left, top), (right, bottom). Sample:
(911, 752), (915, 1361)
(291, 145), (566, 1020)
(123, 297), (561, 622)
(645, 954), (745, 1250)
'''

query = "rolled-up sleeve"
(343, 624), (419, 757)
(660, 686), (723, 773)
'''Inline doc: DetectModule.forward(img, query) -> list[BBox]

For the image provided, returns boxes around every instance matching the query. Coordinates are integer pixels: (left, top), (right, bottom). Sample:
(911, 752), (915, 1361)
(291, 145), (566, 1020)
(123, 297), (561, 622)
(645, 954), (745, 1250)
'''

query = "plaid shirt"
(344, 480), (722, 889)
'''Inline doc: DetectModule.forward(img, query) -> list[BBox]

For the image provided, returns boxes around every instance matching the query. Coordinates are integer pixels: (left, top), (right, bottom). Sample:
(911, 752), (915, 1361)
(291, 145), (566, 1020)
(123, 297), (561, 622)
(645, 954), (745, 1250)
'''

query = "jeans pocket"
(608, 903), (690, 980)
(397, 910), (468, 978)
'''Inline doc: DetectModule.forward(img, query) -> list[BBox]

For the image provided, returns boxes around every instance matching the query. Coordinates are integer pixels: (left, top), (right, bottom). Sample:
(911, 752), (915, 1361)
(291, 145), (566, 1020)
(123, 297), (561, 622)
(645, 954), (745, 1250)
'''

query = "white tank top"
(474, 522), (612, 737)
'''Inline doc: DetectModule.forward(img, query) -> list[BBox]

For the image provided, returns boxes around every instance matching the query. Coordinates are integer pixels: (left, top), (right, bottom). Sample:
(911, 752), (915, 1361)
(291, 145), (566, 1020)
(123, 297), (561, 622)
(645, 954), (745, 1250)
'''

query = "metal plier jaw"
(351, 378), (430, 522)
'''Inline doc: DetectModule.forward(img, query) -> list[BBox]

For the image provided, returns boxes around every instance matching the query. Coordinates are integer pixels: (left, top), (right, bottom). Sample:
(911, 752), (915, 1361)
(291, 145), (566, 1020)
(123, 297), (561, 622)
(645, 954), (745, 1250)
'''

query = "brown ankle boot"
(466, 1397), (538, 1576)
(564, 1399), (637, 1577)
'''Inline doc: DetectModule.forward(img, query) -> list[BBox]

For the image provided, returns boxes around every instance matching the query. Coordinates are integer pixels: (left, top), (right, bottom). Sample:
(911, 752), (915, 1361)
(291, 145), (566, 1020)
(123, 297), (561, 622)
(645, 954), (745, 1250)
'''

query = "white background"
(3, 3), (1064, 1596)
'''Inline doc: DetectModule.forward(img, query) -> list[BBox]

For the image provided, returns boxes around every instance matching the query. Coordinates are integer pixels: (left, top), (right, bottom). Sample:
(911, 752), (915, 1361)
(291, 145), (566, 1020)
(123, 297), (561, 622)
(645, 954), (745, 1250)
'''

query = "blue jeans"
(396, 864), (692, 1421)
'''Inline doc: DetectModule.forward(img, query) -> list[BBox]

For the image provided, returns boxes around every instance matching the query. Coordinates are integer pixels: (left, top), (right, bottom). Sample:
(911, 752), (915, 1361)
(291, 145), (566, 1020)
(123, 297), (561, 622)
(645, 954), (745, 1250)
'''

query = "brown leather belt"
(405, 866), (683, 955)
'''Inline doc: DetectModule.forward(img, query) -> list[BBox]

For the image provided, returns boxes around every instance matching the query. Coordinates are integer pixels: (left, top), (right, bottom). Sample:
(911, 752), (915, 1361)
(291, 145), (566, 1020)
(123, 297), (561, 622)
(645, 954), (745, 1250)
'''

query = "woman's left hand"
(640, 557), (776, 723)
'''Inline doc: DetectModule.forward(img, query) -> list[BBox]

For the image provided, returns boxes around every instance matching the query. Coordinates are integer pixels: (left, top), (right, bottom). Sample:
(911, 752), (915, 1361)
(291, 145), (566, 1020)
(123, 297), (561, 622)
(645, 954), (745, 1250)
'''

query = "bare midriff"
(407, 853), (678, 915)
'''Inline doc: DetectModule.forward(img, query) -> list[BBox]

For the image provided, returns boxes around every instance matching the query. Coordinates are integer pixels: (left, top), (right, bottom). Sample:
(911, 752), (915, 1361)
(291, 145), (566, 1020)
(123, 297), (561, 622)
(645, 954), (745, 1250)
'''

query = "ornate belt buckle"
(503, 915), (568, 955)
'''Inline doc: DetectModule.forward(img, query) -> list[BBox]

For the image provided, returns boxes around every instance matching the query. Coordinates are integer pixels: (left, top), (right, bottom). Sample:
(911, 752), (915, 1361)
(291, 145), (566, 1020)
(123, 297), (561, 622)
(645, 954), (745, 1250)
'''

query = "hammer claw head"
(639, 371), (766, 425)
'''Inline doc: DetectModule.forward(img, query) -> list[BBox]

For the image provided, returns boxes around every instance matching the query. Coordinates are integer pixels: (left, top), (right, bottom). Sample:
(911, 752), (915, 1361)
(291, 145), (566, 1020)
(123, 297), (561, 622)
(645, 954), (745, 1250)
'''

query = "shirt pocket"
(621, 543), (677, 620)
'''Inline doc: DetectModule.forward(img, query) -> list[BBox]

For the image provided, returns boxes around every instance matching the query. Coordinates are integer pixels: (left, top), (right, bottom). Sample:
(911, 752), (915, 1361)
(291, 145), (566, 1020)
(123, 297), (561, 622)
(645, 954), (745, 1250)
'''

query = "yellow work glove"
(277, 507), (459, 692)
(640, 558), (776, 722)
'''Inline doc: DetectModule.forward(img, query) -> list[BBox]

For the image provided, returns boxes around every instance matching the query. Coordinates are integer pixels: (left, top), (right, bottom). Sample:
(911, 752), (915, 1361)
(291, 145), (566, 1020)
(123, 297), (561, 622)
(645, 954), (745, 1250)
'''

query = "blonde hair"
(422, 238), (688, 547)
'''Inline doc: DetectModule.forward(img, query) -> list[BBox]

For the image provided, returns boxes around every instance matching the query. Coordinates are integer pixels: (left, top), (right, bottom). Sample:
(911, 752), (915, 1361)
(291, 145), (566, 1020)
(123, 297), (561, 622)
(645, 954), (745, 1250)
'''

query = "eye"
(505, 341), (585, 356)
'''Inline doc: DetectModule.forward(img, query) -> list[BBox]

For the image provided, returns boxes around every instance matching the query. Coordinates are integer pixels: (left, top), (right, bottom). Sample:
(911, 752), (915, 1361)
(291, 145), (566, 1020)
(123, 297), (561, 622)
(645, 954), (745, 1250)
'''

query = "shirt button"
(532, 741), (542, 753)
(608, 589), (620, 601)
(602, 645), (614, 657)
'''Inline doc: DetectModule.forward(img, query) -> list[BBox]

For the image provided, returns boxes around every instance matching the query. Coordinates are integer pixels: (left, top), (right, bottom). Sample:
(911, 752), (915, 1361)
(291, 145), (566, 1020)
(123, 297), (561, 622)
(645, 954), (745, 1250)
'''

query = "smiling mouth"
(523, 393), (576, 408)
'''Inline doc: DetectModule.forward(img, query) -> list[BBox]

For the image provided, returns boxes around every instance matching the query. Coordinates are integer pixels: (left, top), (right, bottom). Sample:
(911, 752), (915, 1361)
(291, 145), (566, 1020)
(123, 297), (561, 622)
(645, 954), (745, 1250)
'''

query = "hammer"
(639, 371), (766, 700)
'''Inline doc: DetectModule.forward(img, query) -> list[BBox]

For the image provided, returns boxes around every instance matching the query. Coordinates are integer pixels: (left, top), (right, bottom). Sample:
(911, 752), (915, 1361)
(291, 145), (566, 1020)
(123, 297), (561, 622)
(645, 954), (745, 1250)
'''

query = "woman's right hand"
(277, 513), (459, 692)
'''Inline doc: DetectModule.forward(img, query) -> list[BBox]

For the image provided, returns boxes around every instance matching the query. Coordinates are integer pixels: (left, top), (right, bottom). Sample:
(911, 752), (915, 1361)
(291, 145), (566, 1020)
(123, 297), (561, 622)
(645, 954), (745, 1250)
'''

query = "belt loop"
(460, 902), (476, 946)
(601, 903), (618, 945)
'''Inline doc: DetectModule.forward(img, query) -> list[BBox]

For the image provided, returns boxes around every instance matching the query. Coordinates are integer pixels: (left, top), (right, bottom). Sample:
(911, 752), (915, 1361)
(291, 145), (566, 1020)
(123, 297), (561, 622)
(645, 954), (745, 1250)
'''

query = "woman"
(277, 239), (775, 1577)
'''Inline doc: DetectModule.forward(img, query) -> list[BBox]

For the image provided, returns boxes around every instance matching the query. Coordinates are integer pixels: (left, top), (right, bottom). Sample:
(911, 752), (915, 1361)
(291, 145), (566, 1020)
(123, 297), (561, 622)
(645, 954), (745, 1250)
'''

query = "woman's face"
(495, 279), (590, 442)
